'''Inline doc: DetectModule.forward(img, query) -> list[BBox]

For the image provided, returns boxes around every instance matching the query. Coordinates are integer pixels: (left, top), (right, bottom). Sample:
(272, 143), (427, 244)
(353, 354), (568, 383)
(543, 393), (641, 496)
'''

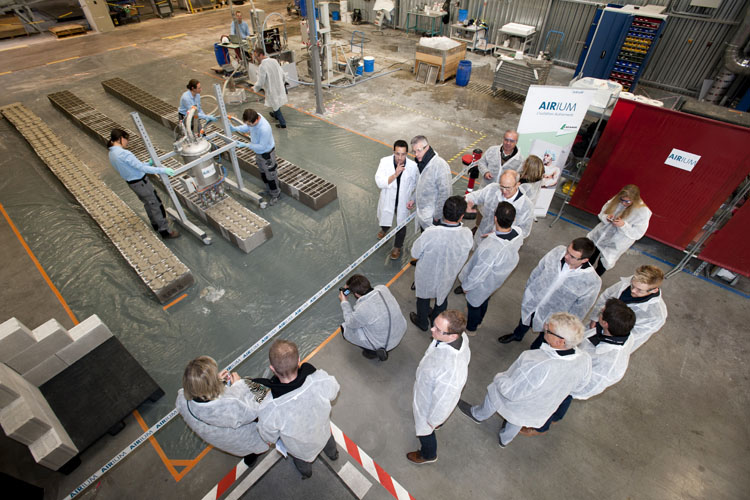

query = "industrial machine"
(175, 108), (227, 207)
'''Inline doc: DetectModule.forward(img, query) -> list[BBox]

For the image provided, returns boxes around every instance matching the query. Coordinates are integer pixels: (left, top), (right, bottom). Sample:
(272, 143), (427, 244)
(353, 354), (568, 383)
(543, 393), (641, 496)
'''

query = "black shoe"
(243, 453), (259, 467)
(326, 450), (339, 461)
(458, 400), (481, 424)
(410, 312), (428, 332)
(410, 281), (415, 291)
(454, 285), (464, 295)
(376, 348), (388, 361)
(160, 229), (180, 239)
(498, 333), (521, 344)
(362, 349), (377, 359)
(276, 124), (287, 129)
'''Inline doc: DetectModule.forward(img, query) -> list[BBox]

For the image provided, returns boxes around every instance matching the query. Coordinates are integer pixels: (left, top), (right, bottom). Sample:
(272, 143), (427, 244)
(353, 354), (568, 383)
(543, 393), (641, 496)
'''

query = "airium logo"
(665, 148), (700, 172)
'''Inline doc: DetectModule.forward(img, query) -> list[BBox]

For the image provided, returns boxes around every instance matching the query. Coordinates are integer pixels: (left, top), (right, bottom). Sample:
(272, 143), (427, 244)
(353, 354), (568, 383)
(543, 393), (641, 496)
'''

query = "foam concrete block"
(5, 319), (73, 373)
(0, 398), (51, 445)
(30, 428), (78, 471)
(0, 382), (20, 409)
(22, 355), (68, 386)
(0, 318), (35, 363)
(57, 315), (113, 366)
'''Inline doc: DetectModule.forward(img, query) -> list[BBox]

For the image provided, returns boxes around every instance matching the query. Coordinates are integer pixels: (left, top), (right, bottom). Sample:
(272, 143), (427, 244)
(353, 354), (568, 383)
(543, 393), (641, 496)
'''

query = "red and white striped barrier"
(201, 459), (250, 500)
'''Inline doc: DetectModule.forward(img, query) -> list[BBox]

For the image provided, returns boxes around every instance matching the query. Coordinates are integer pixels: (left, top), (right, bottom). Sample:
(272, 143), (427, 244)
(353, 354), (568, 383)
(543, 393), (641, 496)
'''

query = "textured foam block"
(5, 319), (73, 373)
(57, 315), (113, 365)
(0, 318), (35, 363)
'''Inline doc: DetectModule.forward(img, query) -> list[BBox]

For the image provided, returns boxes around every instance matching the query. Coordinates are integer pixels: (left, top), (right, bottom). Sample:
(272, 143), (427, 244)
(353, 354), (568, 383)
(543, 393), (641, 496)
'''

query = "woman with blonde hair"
(176, 356), (269, 467)
(587, 184), (651, 276)
(519, 155), (544, 206)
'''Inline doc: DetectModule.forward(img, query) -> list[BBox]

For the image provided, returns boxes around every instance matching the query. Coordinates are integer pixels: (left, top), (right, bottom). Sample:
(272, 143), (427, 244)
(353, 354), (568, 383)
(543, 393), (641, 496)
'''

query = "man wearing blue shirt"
(232, 108), (281, 204)
(107, 129), (180, 239)
(178, 79), (216, 123)
(230, 11), (250, 38)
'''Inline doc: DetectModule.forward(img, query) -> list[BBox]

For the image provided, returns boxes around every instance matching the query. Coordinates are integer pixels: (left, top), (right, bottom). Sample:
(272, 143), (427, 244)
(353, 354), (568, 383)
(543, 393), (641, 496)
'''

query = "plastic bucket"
(456, 59), (471, 86)
(356, 63), (363, 75)
(332, 10), (340, 20)
(214, 43), (228, 66)
(363, 56), (374, 72)
(458, 9), (468, 22)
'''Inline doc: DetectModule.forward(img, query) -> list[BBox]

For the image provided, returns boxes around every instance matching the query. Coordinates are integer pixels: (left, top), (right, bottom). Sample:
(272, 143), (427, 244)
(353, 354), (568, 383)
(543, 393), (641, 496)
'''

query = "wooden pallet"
(0, 14), (27, 39)
(49, 24), (86, 38)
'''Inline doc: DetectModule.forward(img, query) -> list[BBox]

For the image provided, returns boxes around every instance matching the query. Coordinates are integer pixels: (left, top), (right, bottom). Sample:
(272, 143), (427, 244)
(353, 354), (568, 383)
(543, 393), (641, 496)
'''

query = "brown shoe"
(519, 426), (543, 436)
(406, 451), (437, 464)
(390, 247), (401, 260)
(377, 230), (386, 239)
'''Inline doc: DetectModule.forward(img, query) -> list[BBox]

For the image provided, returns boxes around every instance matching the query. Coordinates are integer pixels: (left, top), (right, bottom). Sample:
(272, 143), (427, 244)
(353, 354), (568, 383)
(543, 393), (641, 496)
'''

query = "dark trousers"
(127, 177), (169, 234)
(418, 431), (437, 459)
(466, 297), (490, 331)
(511, 313), (534, 341)
(381, 225), (407, 248)
(290, 434), (338, 477)
(270, 108), (287, 127)
(416, 297), (446, 330)
(255, 149), (280, 197)
(588, 247), (608, 276)
(535, 395), (573, 432)
(530, 331), (545, 350)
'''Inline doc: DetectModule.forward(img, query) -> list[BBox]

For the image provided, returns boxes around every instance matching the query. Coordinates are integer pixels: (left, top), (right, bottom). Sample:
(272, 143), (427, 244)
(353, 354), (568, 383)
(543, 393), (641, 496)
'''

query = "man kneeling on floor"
(256, 340), (339, 478)
(340, 274), (407, 361)
(458, 312), (591, 447)
(409, 310), (471, 464)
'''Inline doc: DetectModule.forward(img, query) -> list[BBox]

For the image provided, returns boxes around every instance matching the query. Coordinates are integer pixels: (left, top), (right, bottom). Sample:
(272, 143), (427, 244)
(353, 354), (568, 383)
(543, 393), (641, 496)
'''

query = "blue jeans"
(418, 431), (437, 459)
(270, 108), (286, 127)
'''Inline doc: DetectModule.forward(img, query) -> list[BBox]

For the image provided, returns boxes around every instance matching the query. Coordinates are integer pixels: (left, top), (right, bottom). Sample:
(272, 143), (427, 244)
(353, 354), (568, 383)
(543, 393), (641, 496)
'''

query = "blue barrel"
(363, 56), (374, 72)
(356, 63), (363, 75)
(458, 9), (468, 22)
(214, 43), (228, 66)
(456, 60), (471, 86)
(332, 10), (340, 21)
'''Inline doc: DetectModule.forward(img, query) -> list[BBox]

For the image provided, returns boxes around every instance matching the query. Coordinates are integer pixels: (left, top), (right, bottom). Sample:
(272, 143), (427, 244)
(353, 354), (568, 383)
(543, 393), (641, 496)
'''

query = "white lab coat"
(477, 145), (524, 188)
(176, 384), (269, 457)
(375, 155), (418, 227)
(466, 184), (533, 247)
(341, 285), (407, 351)
(572, 328), (634, 400)
(411, 223), (473, 304)
(520, 180), (542, 208)
(412, 334), (471, 436)
(587, 198), (652, 270)
(521, 245), (602, 331)
(589, 276), (667, 352)
(486, 343), (591, 428)
(413, 152), (452, 230)
(458, 226), (523, 307)
(257, 370), (339, 462)
(254, 57), (288, 111)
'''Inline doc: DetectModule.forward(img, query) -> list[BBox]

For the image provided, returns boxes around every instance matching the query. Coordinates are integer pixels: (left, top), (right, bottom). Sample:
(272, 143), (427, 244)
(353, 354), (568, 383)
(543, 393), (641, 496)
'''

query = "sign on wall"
(665, 148), (701, 172)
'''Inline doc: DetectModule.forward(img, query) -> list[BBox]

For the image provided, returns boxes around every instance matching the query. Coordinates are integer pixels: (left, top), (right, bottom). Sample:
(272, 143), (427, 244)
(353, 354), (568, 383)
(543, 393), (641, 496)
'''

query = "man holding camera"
(339, 274), (407, 361)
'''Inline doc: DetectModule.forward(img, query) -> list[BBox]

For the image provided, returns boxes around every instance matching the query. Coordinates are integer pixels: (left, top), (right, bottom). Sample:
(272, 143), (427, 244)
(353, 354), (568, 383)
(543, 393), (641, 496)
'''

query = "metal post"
(305, 0), (325, 114)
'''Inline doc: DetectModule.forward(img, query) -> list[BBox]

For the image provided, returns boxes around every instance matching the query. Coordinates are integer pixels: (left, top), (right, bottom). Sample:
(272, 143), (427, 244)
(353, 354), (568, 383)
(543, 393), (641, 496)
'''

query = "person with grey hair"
(464, 169), (533, 248)
(477, 130), (523, 189)
(457, 312), (591, 447)
(406, 135), (452, 231)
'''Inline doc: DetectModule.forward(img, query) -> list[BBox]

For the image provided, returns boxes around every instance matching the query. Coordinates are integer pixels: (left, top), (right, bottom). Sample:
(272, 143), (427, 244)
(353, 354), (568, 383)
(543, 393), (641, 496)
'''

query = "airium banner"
(517, 86), (595, 217)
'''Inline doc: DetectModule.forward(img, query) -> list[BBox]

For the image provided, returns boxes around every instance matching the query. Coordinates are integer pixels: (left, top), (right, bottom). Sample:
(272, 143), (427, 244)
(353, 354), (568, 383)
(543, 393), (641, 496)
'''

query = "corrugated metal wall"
(340, 0), (748, 95)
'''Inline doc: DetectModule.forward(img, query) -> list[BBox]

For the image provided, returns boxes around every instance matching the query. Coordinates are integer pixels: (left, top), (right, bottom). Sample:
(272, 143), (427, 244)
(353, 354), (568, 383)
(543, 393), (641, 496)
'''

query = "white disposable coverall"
(589, 276), (667, 351)
(572, 328), (634, 400)
(587, 198), (652, 270)
(521, 245), (602, 332)
(477, 145), (524, 188)
(413, 152), (452, 230)
(341, 285), (407, 351)
(375, 154), (418, 227)
(176, 385), (269, 457)
(459, 227), (523, 307)
(486, 343), (591, 428)
(257, 370), (339, 462)
(254, 57), (288, 112)
(411, 223), (473, 304)
(412, 333), (471, 436)
(466, 184), (533, 246)
(520, 180), (542, 208)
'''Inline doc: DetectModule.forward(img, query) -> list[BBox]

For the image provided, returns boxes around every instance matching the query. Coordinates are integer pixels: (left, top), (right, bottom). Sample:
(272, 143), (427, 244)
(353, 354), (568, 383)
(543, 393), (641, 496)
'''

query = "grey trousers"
(256, 149), (281, 197)
(128, 177), (169, 233)
(471, 393), (522, 446)
(290, 434), (338, 478)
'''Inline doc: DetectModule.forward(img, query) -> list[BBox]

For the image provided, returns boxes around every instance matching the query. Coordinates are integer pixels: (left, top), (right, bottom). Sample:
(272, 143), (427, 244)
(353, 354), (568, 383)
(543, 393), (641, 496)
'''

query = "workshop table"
(405, 11), (445, 37)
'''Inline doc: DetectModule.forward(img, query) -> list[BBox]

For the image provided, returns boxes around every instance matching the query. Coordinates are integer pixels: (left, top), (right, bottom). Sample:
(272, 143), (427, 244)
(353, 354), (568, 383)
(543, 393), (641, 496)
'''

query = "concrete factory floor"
(1, 5), (749, 500)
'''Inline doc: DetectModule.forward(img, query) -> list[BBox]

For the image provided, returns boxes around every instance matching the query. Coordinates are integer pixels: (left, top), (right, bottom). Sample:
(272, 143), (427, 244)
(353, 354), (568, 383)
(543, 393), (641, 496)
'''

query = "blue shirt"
(230, 20), (250, 38)
(109, 146), (168, 181)
(178, 90), (208, 119)
(231, 116), (275, 154)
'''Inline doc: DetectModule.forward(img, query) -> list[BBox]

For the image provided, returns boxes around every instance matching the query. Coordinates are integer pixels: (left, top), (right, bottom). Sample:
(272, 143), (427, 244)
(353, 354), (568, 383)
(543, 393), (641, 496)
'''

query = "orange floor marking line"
(133, 409), (181, 481)
(0, 202), (79, 325)
(173, 445), (213, 481)
(163, 293), (188, 311)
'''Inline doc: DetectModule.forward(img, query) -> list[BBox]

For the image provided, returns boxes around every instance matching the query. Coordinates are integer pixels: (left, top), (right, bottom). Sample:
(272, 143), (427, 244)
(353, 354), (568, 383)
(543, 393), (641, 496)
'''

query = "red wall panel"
(699, 201), (750, 278)
(570, 100), (750, 250)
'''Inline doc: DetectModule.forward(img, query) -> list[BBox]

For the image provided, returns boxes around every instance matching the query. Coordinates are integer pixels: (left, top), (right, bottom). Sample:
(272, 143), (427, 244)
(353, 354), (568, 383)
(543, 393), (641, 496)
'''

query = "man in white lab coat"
(409, 310), (471, 464)
(253, 48), (288, 128)
(375, 139), (418, 260)
(407, 135), (451, 231)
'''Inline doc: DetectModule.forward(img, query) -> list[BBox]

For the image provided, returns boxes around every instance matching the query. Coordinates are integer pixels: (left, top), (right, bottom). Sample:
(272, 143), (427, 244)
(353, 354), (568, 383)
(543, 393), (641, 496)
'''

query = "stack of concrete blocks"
(0, 315), (113, 470)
